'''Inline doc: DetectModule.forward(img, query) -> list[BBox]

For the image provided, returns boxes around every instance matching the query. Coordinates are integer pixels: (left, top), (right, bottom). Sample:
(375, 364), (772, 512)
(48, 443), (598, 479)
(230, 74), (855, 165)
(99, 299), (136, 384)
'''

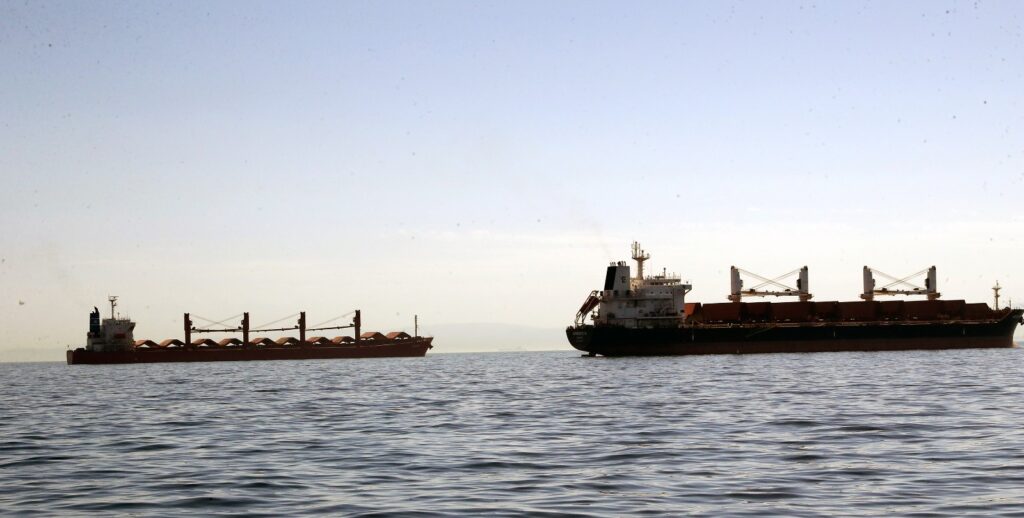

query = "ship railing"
(645, 273), (681, 281)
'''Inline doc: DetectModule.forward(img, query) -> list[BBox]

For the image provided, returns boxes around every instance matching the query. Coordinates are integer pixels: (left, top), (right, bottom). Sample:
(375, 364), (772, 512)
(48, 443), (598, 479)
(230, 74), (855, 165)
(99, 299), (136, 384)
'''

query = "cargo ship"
(567, 243), (1022, 356)
(67, 297), (432, 364)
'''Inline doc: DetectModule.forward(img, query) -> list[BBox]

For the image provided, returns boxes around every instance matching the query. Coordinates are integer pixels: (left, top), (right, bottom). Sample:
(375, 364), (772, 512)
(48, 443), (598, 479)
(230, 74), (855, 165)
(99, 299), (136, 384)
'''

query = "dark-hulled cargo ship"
(567, 243), (1022, 357)
(67, 297), (432, 364)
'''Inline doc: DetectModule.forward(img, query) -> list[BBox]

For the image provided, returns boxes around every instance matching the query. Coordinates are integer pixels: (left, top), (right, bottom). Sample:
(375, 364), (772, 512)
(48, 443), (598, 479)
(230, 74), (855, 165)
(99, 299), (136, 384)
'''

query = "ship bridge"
(577, 242), (693, 328)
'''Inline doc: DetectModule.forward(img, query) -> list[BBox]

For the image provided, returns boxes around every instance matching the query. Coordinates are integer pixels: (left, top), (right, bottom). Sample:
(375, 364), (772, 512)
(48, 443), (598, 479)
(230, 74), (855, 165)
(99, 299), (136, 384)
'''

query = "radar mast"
(631, 241), (650, 281)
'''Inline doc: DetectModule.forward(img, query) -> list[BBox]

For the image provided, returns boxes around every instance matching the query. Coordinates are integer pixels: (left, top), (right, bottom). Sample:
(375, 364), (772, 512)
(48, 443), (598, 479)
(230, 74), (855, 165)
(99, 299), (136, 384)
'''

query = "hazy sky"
(2, 1), (1022, 359)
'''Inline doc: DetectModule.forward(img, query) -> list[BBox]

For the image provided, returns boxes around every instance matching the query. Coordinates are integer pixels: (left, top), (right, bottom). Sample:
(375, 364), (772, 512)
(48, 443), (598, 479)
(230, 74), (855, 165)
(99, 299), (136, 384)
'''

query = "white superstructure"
(579, 242), (692, 328)
(85, 296), (136, 352)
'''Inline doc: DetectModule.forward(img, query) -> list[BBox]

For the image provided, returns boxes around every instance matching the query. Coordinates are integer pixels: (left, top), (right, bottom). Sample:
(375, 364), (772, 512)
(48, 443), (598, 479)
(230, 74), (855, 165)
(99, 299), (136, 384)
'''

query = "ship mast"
(108, 295), (118, 319)
(631, 241), (649, 281)
(993, 281), (1002, 309)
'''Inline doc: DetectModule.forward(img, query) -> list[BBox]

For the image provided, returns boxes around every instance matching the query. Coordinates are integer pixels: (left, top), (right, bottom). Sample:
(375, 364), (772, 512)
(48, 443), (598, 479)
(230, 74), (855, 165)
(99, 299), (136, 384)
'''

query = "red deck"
(691, 299), (1004, 325)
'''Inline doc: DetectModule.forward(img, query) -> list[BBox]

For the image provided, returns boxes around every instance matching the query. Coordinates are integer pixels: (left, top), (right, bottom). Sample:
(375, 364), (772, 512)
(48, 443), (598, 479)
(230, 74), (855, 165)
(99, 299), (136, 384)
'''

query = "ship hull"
(67, 338), (432, 365)
(566, 311), (1022, 357)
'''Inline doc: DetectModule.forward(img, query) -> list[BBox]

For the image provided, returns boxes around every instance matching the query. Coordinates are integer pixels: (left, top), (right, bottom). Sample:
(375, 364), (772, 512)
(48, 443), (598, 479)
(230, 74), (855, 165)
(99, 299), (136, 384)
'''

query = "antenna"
(631, 241), (650, 280)
(108, 295), (118, 319)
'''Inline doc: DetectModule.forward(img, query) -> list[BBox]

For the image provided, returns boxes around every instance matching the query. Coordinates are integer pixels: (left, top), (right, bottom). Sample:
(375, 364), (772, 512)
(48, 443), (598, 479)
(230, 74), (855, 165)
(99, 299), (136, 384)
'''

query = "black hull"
(566, 310), (1023, 357)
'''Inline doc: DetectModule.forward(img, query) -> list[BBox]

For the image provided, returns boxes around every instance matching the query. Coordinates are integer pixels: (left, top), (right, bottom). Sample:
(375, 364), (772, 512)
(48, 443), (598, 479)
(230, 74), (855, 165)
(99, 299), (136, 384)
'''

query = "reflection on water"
(3, 349), (1024, 516)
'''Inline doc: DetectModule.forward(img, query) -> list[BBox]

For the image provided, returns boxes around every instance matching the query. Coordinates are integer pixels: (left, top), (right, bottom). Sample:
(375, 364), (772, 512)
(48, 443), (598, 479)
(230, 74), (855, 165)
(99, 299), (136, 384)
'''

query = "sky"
(1, 1), (1023, 360)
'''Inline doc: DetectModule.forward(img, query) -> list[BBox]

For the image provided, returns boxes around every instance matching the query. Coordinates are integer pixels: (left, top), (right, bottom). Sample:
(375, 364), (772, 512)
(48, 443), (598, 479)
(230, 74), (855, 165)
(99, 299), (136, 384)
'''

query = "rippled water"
(3, 349), (1024, 516)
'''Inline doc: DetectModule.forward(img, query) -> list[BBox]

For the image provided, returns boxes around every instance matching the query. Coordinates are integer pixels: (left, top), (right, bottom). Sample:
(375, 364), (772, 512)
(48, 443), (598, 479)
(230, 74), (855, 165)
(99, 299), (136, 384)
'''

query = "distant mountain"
(417, 322), (568, 353)
(0, 347), (67, 363)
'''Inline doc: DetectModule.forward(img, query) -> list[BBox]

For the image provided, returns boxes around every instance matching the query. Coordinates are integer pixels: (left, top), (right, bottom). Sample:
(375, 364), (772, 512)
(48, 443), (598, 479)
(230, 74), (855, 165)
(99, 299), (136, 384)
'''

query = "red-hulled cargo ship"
(566, 243), (1023, 357)
(67, 298), (432, 364)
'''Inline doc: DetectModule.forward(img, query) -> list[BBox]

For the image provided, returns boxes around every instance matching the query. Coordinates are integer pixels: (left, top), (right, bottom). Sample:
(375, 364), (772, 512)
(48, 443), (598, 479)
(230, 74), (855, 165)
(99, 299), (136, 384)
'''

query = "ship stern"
(565, 326), (595, 354)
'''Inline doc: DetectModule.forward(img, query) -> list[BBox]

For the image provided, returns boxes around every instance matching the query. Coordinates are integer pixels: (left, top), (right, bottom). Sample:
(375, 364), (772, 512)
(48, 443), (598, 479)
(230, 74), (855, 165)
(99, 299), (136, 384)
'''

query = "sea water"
(3, 349), (1024, 516)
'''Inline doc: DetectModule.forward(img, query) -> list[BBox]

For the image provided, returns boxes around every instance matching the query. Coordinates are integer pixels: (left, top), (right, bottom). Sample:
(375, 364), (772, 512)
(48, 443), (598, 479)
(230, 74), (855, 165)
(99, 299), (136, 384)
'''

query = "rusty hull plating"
(68, 306), (433, 365)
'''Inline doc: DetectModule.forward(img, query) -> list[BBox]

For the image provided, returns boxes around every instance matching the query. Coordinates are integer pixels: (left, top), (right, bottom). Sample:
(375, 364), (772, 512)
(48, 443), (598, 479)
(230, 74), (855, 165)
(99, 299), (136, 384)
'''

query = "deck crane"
(728, 266), (811, 302)
(860, 266), (940, 301)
